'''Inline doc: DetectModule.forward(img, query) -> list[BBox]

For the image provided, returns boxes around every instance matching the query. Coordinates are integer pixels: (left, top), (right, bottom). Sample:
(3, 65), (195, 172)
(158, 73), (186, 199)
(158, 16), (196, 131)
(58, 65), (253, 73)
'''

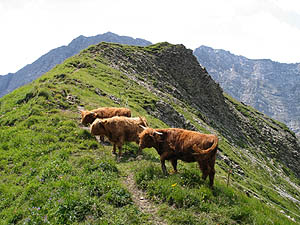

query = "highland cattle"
(90, 116), (148, 159)
(139, 128), (218, 187)
(81, 107), (131, 126)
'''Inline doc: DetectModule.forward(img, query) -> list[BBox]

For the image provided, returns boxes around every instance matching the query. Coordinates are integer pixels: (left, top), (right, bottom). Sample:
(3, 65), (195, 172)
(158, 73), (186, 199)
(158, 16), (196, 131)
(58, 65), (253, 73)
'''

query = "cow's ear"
(94, 120), (103, 130)
(90, 112), (97, 118)
(99, 119), (108, 127)
(154, 133), (164, 142)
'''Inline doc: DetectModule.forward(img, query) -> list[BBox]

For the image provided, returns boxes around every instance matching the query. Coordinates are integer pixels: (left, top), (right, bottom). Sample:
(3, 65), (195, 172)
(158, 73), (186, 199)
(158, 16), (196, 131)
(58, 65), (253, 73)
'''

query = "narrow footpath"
(122, 172), (168, 225)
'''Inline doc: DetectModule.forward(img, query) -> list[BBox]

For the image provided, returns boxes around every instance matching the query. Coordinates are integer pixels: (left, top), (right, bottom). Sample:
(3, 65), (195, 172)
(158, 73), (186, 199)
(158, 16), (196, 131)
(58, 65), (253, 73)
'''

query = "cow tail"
(193, 136), (218, 155)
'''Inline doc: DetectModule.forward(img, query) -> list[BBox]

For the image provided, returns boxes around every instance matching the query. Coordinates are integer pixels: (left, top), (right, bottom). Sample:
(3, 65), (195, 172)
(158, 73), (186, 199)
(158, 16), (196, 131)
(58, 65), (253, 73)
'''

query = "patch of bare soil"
(122, 173), (168, 225)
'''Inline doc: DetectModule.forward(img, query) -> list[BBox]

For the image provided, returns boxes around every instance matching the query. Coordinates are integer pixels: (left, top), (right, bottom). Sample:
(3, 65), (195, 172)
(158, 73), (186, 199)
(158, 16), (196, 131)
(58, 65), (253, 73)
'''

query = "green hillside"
(0, 42), (299, 224)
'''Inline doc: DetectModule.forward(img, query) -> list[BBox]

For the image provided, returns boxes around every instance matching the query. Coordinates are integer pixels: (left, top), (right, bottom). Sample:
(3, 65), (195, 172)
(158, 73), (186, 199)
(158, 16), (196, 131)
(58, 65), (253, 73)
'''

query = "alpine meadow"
(0, 42), (299, 224)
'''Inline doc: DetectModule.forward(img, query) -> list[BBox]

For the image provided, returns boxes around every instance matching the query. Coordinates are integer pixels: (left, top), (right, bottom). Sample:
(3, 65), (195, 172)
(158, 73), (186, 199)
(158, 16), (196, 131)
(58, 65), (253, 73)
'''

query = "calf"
(81, 107), (131, 126)
(139, 128), (218, 187)
(90, 116), (148, 159)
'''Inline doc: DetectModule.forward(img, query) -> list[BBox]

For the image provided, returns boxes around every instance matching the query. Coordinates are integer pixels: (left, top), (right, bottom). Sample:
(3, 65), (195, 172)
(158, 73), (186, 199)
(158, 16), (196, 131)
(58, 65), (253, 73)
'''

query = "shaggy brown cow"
(139, 128), (218, 187)
(81, 107), (131, 126)
(90, 116), (148, 159)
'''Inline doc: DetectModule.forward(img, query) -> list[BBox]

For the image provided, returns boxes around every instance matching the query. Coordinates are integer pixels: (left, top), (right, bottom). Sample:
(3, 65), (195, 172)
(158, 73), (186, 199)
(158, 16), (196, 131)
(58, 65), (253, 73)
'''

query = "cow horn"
(154, 131), (163, 135)
(140, 125), (147, 130)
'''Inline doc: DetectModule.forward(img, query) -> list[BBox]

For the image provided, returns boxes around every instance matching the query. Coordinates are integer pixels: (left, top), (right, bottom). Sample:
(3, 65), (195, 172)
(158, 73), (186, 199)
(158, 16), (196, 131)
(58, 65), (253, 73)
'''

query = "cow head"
(81, 110), (97, 126)
(139, 128), (163, 150)
(90, 118), (107, 136)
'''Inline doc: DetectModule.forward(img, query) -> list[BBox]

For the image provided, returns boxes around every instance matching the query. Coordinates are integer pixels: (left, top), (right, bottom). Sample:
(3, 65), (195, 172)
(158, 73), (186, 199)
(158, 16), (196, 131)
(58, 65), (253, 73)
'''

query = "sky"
(0, 0), (300, 75)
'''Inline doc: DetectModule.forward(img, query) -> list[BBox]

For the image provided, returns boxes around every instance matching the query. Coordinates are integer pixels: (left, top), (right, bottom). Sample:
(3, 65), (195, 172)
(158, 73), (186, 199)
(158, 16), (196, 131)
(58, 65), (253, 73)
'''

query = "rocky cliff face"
(194, 45), (300, 135)
(86, 42), (300, 177)
(0, 32), (151, 98)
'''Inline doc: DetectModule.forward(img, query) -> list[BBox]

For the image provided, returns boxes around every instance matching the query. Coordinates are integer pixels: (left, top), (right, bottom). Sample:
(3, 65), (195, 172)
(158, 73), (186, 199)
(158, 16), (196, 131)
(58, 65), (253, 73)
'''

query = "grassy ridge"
(0, 43), (299, 224)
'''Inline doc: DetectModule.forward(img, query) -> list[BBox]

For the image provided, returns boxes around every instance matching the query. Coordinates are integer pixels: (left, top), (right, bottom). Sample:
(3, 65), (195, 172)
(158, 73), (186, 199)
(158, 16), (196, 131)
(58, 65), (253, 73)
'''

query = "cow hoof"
(169, 170), (178, 174)
(136, 155), (143, 161)
(116, 156), (122, 163)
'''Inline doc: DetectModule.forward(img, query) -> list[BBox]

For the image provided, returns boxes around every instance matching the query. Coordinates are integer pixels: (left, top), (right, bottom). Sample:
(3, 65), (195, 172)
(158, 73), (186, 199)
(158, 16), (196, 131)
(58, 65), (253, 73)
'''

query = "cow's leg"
(208, 167), (215, 188)
(170, 159), (178, 173)
(118, 145), (122, 158)
(161, 159), (168, 176)
(136, 140), (142, 155)
(198, 161), (209, 181)
(100, 135), (105, 142)
(115, 145), (123, 163)
(118, 137), (125, 157)
(137, 147), (142, 155)
(112, 144), (117, 154)
(208, 156), (216, 188)
(160, 153), (169, 176)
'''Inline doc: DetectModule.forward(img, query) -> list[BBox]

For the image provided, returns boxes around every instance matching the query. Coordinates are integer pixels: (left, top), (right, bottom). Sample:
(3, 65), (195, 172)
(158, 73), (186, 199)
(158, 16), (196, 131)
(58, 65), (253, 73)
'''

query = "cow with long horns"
(139, 127), (218, 187)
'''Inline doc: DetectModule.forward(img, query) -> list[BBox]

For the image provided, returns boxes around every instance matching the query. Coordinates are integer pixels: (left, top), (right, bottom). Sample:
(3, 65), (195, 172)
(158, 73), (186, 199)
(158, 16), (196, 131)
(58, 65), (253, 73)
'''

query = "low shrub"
(134, 162), (163, 190)
(104, 186), (132, 207)
(179, 168), (203, 188)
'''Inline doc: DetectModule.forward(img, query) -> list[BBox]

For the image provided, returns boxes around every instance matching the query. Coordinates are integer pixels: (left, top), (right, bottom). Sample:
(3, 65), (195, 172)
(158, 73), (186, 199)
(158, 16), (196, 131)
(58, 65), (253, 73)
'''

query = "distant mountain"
(0, 32), (151, 98)
(194, 46), (300, 135)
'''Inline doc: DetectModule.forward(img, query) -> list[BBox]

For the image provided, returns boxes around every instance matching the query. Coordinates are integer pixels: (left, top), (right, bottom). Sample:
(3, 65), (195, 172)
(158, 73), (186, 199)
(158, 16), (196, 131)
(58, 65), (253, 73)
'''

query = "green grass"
(132, 161), (297, 224)
(0, 42), (299, 224)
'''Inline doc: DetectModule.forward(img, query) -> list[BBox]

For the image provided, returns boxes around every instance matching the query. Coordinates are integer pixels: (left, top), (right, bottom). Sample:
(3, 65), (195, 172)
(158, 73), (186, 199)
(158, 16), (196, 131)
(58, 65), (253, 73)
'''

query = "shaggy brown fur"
(139, 128), (218, 187)
(91, 116), (148, 158)
(81, 107), (131, 126)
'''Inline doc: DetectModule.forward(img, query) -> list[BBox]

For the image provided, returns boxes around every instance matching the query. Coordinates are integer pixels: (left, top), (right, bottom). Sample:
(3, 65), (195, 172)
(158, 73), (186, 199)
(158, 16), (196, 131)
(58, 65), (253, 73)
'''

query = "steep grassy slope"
(0, 42), (299, 224)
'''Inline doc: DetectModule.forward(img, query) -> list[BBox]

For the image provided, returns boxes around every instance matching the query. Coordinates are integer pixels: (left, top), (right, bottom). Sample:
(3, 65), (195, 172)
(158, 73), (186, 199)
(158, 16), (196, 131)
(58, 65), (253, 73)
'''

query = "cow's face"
(90, 119), (106, 136)
(81, 111), (97, 126)
(139, 128), (163, 149)
(139, 130), (155, 149)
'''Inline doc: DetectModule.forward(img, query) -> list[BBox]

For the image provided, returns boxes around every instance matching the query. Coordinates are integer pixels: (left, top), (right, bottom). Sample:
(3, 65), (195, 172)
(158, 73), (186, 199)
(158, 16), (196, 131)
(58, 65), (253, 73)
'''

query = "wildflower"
(171, 183), (177, 187)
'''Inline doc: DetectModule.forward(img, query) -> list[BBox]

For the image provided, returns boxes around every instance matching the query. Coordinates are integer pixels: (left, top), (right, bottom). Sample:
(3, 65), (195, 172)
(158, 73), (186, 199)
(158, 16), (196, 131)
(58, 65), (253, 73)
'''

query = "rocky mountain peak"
(194, 46), (300, 135)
